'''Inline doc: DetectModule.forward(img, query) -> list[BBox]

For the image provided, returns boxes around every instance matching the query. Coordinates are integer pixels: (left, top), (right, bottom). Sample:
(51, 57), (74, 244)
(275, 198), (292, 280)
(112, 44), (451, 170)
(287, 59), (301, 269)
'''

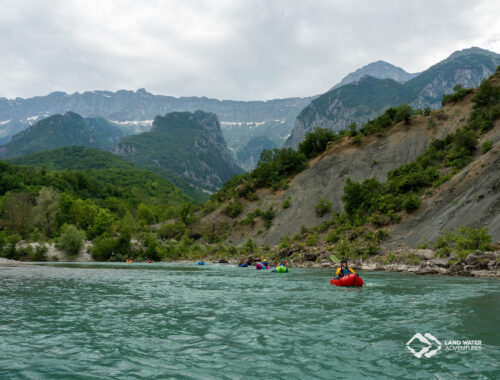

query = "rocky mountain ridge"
(286, 47), (500, 148)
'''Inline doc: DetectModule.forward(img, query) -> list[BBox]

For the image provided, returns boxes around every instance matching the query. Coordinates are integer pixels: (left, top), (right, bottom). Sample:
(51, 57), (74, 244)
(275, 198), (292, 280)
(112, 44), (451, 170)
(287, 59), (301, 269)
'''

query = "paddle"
(329, 254), (340, 264)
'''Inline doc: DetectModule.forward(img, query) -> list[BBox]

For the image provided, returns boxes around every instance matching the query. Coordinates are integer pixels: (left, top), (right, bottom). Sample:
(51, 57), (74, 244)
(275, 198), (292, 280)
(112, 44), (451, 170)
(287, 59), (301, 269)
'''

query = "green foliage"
(433, 226), (492, 257)
(402, 194), (421, 213)
(91, 231), (131, 261)
(56, 224), (86, 255)
(279, 234), (291, 249)
(481, 140), (493, 154)
(111, 111), (242, 198)
(315, 199), (332, 217)
(224, 200), (243, 218)
(253, 148), (308, 189)
(468, 78), (500, 133)
(359, 104), (415, 135)
(158, 222), (187, 240)
(262, 207), (275, 228)
(298, 127), (341, 158)
(305, 232), (319, 246)
(442, 85), (474, 105)
(0, 113), (124, 159)
(282, 197), (291, 209)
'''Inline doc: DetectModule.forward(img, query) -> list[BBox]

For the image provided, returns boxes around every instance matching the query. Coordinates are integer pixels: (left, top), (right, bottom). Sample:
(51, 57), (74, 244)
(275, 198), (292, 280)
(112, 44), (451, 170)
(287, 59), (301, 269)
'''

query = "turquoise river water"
(0, 263), (498, 379)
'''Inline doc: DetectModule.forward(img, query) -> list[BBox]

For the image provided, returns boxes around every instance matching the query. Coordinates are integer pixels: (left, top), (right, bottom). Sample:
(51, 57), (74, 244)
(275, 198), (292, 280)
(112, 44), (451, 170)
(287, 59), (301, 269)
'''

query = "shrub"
(325, 230), (340, 243)
(28, 244), (49, 261)
(91, 231), (131, 261)
(158, 221), (187, 240)
(282, 197), (291, 209)
(315, 199), (332, 217)
(298, 127), (339, 158)
(433, 226), (492, 257)
(224, 200), (243, 218)
(262, 207), (275, 229)
(442, 85), (474, 106)
(481, 140), (493, 154)
(279, 235), (291, 249)
(305, 232), (319, 246)
(402, 194), (421, 213)
(56, 224), (86, 255)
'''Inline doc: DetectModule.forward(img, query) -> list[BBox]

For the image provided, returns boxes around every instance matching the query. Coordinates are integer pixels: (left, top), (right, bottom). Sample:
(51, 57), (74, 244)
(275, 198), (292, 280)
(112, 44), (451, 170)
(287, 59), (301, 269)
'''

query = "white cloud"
(0, 0), (499, 100)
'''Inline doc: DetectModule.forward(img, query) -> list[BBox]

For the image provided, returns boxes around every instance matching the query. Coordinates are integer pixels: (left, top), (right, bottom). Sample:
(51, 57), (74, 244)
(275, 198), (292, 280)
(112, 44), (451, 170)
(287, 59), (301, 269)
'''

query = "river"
(0, 263), (498, 379)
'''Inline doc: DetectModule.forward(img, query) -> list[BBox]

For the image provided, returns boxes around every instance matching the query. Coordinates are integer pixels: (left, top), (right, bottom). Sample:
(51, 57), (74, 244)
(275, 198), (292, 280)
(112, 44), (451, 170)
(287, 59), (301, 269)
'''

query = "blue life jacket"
(341, 266), (351, 276)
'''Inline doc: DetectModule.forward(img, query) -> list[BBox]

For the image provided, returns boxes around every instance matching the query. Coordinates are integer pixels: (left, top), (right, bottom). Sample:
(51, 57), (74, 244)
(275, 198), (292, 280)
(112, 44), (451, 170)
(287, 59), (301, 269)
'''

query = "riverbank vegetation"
(2, 68), (499, 264)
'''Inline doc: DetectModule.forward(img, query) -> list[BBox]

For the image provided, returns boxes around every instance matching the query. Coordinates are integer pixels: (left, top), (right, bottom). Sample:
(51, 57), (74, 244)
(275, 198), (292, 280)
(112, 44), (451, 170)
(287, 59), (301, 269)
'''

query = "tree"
(137, 203), (156, 225)
(2, 192), (33, 236)
(394, 104), (413, 125)
(56, 224), (86, 255)
(87, 208), (114, 239)
(32, 187), (59, 237)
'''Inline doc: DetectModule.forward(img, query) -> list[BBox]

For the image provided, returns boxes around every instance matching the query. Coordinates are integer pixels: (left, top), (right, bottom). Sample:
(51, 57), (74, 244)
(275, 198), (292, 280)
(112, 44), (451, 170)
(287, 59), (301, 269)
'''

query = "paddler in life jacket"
(334, 258), (355, 279)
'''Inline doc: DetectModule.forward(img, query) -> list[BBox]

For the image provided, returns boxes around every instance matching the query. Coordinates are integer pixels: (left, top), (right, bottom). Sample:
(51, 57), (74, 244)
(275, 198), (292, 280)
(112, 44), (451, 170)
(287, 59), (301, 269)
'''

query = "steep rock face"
(214, 99), (472, 246)
(236, 136), (277, 171)
(285, 47), (500, 148)
(0, 89), (313, 156)
(384, 125), (500, 249)
(331, 60), (418, 90)
(112, 111), (243, 193)
(0, 112), (124, 158)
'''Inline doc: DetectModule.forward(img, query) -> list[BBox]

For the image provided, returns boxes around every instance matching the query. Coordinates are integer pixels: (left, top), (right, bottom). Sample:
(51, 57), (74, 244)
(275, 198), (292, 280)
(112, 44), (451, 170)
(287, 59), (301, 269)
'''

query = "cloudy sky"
(1, 0), (499, 100)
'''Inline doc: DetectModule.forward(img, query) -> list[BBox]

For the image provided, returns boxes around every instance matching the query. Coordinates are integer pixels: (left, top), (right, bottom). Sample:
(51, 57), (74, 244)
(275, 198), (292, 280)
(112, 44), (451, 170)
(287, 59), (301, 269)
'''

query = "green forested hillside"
(113, 111), (243, 197)
(7, 146), (133, 170)
(0, 112), (124, 158)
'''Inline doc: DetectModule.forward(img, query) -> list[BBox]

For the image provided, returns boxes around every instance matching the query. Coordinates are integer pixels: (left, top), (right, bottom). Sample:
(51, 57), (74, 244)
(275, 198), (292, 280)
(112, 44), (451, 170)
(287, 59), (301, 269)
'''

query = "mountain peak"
(332, 60), (417, 90)
(446, 46), (500, 61)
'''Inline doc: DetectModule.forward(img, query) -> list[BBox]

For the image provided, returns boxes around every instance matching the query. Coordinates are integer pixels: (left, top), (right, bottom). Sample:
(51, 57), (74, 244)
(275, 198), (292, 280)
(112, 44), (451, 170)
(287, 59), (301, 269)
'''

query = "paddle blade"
(329, 254), (340, 264)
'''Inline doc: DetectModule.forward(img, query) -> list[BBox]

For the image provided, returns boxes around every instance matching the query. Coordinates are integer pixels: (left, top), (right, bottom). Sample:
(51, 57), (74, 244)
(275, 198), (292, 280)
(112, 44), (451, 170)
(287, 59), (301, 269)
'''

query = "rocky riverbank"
(229, 248), (500, 278)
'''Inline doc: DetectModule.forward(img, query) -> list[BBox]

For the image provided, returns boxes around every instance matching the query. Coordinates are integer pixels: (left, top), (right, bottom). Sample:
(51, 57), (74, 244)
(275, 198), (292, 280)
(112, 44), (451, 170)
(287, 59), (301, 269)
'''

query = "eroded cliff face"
(198, 99), (474, 246)
(384, 123), (500, 249)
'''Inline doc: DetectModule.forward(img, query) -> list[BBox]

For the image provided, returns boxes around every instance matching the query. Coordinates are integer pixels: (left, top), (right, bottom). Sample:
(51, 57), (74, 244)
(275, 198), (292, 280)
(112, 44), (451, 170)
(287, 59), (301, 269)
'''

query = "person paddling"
(334, 258), (355, 280)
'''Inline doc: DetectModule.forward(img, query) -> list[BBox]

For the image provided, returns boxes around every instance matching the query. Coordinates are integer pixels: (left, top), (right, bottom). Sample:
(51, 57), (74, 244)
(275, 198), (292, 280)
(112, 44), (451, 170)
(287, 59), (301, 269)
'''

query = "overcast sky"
(1, 0), (499, 100)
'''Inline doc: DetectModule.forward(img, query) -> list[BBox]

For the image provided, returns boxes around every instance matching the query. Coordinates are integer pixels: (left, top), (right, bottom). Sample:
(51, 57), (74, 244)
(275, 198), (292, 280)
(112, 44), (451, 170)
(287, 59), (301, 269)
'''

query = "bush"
(1, 234), (21, 260)
(402, 194), (421, 213)
(282, 197), (291, 209)
(28, 244), (49, 261)
(433, 226), (492, 257)
(158, 222), (186, 240)
(442, 85), (474, 106)
(298, 127), (340, 158)
(305, 232), (319, 246)
(56, 224), (86, 255)
(262, 207), (275, 229)
(315, 199), (332, 217)
(224, 200), (243, 218)
(91, 231), (131, 261)
(481, 140), (493, 154)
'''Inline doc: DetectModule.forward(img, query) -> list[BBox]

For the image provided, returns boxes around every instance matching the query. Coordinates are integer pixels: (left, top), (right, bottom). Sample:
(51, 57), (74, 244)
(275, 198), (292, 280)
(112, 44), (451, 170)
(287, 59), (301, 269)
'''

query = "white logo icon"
(406, 333), (442, 358)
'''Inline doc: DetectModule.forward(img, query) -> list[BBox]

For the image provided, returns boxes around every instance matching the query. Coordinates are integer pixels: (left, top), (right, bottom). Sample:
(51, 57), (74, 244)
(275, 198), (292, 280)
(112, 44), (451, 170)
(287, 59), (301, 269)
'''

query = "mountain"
(5, 146), (193, 205)
(7, 146), (133, 170)
(112, 111), (243, 194)
(236, 136), (277, 171)
(0, 89), (313, 165)
(331, 60), (418, 89)
(195, 69), (500, 248)
(0, 112), (124, 158)
(285, 47), (500, 148)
